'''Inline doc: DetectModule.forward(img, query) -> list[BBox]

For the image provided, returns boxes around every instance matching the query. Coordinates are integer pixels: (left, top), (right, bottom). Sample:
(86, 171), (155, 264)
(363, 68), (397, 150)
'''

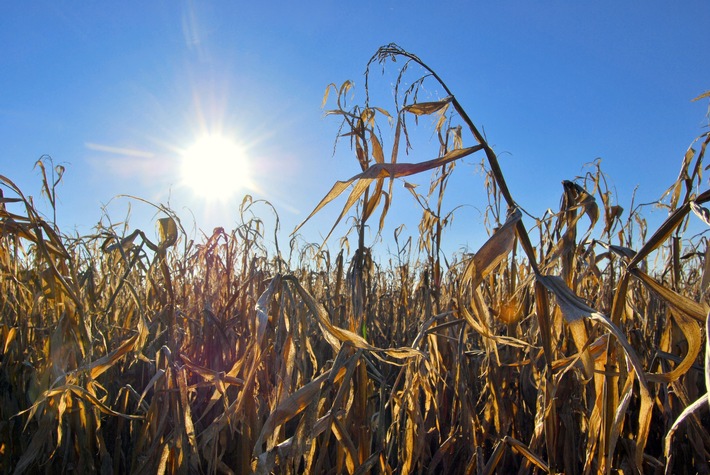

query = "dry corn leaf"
(535, 275), (594, 379)
(362, 174), (385, 224)
(627, 204), (690, 269)
(504, 436), (549, 473)
(603, 205), (624, 235)
(353, 451), (381, 475)
(0, 217), (35, 243)
(630, 268), (709, 322)
(537, 275), (647, 383)
(536, 273), (652, 471)
(84, 314), (147, 380)
(157, 216), (177, 250)
(402, 96), (452, 116)
(155, 443), (170, 475)
(177, 368), (200, 473)
(629, 188), (710, 269)
(254, 411), (335, 474)
(647, 309), (701, 384)
(664, 311), (710, 474)
(481, 439), (506, 475)
(137, 369), (166, 411)
(180, 354), (244, 387)
(18, 385), (142, 424)
(285, 275), (423, 360)
(462, 208), (521, 288)
(102, 229), (141, 252)
(331, 416), (358, 474)
(255, 275), (281, 347)
(664, 147), (696, 211)
(606, 365), (635, 472)
(322, 81), (351, 108)
(0, 175), (70, 260)
(599, 242), (637, 260)
(562, 180), (599, 231)
(370, 130), (385, 164)
(0, 191), (22, 206)
(253, 365), (347, 454)
(292, 145), (483, 243)
(551, 334), (609, 373)
(690, 200), (710, 226)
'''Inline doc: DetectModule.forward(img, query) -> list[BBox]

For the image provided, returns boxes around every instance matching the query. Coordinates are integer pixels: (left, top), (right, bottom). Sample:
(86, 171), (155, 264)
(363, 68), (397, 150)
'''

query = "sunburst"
(180, 134), (251, 202)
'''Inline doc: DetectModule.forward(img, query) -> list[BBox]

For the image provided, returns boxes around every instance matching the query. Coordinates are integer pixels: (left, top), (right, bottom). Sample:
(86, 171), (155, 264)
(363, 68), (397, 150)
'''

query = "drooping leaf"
(535, 274), (594, 379)
(602, 242), (637, 260)
(561, 180), (599, 232)
(603, 205), (624, 235)
(536, 273), (653, 471)
(646, 309), (702, 384)
(322, 83), (336, 108)
(690, 200), (710, 226)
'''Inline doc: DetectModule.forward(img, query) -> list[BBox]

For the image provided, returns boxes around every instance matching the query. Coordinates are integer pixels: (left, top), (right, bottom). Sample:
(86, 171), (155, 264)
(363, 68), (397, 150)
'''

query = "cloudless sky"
(1, 2), (709, 259)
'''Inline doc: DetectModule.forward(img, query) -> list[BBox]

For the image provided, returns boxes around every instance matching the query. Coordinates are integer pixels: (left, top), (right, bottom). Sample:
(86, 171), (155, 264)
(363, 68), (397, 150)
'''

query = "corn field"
(2, 44), (710, 474)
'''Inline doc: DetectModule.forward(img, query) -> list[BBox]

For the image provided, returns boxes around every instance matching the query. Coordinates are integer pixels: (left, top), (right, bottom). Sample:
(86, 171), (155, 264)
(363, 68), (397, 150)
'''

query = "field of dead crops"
(1, 45), (710, 474)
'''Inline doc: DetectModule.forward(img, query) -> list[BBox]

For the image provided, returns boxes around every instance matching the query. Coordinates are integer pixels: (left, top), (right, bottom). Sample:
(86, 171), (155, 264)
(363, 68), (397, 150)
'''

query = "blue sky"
(1, 2), (709, 257)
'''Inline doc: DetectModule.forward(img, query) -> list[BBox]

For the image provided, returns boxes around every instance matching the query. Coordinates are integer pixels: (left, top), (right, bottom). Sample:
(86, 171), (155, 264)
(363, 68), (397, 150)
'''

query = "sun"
(181, 134), (251, 201)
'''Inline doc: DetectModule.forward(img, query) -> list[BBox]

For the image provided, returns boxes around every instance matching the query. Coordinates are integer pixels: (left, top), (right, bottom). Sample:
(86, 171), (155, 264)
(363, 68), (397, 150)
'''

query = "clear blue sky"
(1, 2), (709, 257)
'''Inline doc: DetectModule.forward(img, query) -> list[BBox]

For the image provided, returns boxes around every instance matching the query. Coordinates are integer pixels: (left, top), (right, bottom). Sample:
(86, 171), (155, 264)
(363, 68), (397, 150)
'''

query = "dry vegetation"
(2, 44), (710, 474)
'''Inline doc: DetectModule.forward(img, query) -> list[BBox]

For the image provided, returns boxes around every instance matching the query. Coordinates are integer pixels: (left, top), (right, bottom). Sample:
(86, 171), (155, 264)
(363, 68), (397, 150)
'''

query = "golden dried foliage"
(1, 46), (710, 474)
